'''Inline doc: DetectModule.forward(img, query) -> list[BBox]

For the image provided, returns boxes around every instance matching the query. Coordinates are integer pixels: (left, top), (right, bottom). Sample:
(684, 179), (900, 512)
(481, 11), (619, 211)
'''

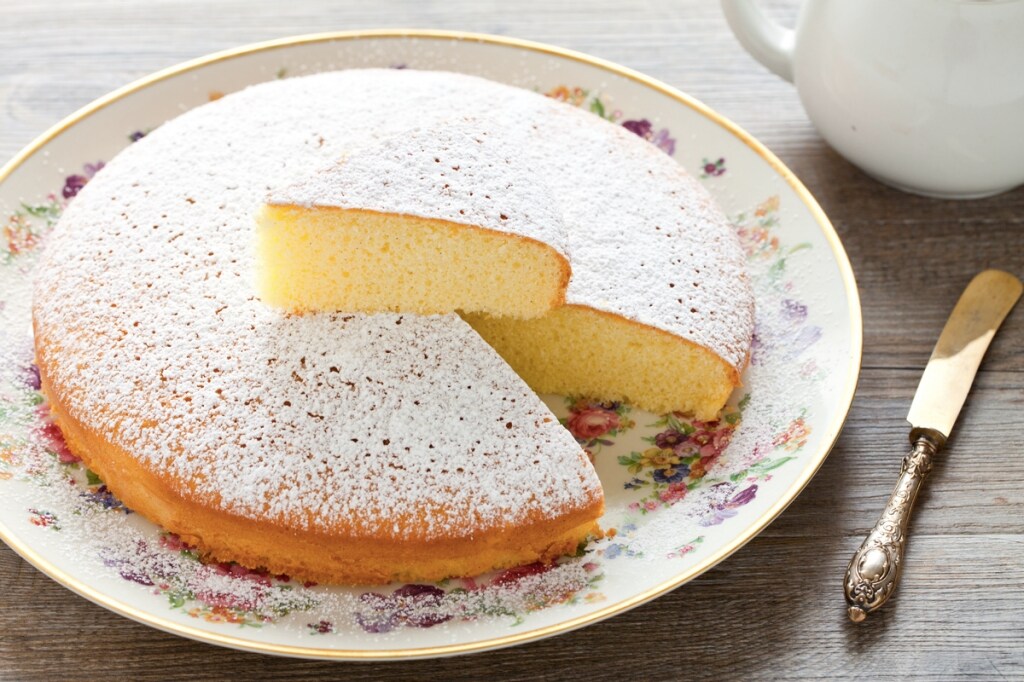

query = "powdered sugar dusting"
(586, 197), (832, 561)
(0, 431), (596, 631)
(271, 116), (569, 259)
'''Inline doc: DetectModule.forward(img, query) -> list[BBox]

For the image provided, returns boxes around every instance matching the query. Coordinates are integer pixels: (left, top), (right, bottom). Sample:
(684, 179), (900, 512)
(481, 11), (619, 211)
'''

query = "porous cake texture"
(467, 103), (753, 419)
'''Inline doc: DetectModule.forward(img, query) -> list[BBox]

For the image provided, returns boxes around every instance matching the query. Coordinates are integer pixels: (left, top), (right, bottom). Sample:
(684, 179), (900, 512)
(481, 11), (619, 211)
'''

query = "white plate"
(0, 31), (861, 660)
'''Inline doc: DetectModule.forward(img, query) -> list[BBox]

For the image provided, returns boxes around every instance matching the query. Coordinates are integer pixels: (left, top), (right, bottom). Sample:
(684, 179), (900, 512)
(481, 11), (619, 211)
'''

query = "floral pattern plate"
(0, 31), (861, 660)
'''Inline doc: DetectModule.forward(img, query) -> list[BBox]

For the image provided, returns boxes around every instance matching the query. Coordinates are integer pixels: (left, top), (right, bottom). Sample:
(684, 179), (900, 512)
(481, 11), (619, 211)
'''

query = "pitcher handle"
(720, 0), (796, 82)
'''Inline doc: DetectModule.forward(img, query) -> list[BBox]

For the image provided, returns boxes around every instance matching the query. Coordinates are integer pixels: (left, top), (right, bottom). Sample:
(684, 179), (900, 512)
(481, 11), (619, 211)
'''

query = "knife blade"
(844, 269), (1022, 622)
(907, 269), (1023, 445)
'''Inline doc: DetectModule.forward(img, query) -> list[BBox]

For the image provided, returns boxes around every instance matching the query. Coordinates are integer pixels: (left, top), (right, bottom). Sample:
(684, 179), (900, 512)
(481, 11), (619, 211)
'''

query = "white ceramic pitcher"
(721, 0), (1024, 198)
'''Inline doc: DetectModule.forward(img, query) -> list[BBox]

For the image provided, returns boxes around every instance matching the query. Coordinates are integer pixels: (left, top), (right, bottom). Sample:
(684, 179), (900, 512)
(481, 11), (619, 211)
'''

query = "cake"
(258, 119), (570, 318)
(33, 68), (752, 585)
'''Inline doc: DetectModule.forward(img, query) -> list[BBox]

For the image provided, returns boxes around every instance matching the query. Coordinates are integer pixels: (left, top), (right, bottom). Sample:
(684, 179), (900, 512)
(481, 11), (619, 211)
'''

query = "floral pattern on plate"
(561, 398), (636, 458)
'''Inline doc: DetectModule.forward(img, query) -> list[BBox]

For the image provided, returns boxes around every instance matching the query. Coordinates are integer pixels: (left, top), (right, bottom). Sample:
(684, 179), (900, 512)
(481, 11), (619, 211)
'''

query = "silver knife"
(844, 269), (1022, 622)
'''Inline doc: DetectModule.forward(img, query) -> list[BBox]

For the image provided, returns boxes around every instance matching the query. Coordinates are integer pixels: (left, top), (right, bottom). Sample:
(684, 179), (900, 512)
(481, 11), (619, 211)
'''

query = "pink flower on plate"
(213, 561), (273, 586)
(773, 417), (811, 452)
(158, 532), (196, 553)
(4, 214), (36, 255)
(658, 482), (689, 505)
(34, 404), (80, 463)
(492, 562), (555, 587)
(29, 508), (59, 530)
(566, 407), (620, 440)
(194, 587), (258, 612)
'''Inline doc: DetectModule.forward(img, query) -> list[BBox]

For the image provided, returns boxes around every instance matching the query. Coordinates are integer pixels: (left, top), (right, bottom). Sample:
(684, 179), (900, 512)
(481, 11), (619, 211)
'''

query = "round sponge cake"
(33, 69), (752, 583)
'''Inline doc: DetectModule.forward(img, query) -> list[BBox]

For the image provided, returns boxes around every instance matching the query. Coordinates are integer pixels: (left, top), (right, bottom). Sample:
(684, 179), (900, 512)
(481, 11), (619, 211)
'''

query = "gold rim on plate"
(0, 29), (863, 660)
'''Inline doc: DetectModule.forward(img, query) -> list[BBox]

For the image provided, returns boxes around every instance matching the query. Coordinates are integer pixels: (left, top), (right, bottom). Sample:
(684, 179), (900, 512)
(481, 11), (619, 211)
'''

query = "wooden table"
(2, 1), (1022, 679)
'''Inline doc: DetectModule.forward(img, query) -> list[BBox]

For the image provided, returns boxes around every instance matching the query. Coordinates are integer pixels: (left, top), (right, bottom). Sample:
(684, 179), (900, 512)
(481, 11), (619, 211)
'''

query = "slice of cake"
(257, 118), (570, 319)
(464, 305), (738, 421)
(36, 311), (604, 584)
(261, 90), (753, 420)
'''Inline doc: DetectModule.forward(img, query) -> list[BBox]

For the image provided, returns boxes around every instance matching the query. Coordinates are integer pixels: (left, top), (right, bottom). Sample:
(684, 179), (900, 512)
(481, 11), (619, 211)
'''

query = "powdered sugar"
(0, 53), (852, 653)
(0, 433), (595, 631)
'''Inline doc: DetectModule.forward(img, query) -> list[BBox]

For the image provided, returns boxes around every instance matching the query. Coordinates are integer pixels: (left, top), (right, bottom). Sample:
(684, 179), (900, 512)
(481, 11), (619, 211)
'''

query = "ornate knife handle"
(844, 435), (940, 622)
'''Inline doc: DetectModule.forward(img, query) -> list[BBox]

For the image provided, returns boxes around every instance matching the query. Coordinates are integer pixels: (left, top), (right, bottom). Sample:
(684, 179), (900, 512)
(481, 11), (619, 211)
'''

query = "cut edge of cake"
(464, 304), (745, 421)
(256, 203), (571, 318)
(257, 117), (573, 319)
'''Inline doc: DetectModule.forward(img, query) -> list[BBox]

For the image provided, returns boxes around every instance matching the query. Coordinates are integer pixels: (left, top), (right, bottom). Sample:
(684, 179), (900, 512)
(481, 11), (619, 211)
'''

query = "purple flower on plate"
(81, 485), (131, 512)
(622, 119), (675, 155)
(62, 174), (88, 199)
(355, 583), (452, 633)
(730, 484), (758, 507)
(784, 326), (823, 360)
(623, 476), (647, 490)
(651, 128), (677, 155)
(700, 157), (726, 178)
(699, 483), (758, 527)
(622, 118), (653, 139)
(749, 326), (766, 365)
(652, 462), (690, 484)
(654, 429), (687, 449)
(23, 364), (41, 390)
(129, 130), (147, 143)
(118, 567), (155, 586)
(61, 161), (106, 199)
(782, 299), (808, 323)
